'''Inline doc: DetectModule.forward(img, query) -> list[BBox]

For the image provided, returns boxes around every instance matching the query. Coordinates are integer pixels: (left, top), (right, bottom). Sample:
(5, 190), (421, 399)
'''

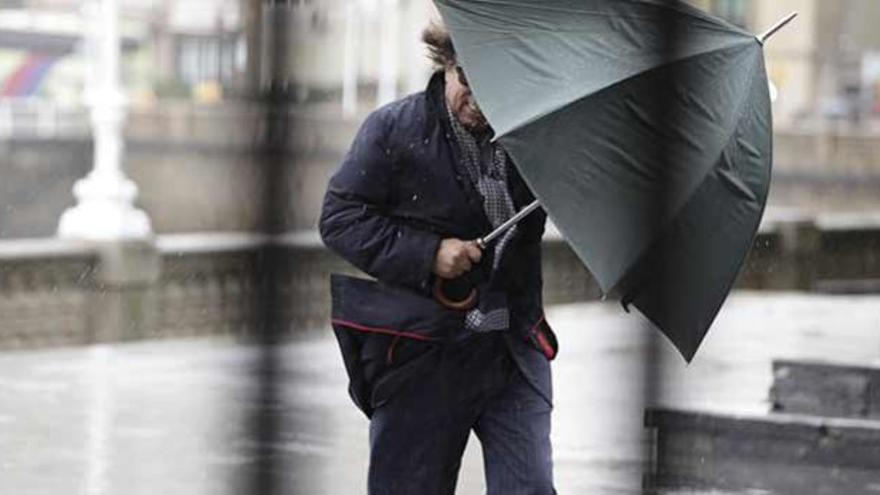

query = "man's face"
(445, 64), (488, 132)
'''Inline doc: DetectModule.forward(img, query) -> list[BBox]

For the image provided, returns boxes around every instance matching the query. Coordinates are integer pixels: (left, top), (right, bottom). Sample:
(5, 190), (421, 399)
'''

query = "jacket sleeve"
(319, 110), (441, 294)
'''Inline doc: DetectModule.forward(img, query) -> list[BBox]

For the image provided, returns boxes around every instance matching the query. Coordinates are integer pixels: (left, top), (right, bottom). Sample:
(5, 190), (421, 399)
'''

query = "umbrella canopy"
(435, 0), (774, 361)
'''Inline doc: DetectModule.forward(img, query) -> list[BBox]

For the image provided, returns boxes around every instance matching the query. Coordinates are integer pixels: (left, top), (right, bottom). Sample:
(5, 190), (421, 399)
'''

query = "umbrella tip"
(757, 12), (798, 45)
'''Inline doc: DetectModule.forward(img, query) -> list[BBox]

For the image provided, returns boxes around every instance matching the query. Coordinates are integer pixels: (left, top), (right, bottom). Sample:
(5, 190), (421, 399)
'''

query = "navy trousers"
(367, 332), (555, 495)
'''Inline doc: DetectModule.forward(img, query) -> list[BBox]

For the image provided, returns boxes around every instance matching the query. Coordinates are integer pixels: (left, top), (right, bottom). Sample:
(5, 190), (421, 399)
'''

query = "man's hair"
(422, 21), (456, 69)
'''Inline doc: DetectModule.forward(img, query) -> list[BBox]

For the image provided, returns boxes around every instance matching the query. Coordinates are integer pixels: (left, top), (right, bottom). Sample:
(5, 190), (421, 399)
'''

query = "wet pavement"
(0, 291), (878, 494)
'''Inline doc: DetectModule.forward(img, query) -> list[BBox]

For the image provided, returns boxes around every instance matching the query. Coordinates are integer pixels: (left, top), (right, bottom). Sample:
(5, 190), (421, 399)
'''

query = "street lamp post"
(58, 0), (152, 240)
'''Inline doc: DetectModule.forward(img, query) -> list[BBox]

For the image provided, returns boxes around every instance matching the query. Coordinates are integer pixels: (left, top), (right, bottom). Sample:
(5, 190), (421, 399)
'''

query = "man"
(320, 22), (558, 495)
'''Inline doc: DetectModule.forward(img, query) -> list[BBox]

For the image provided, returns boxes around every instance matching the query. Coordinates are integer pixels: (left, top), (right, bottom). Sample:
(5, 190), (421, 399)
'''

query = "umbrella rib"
(502, 42), (762, 296)
(612, 50), (764, 298)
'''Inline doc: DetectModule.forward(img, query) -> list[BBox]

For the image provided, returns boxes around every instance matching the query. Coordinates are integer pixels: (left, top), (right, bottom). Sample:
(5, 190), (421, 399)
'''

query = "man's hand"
(433, 238), (483, 279)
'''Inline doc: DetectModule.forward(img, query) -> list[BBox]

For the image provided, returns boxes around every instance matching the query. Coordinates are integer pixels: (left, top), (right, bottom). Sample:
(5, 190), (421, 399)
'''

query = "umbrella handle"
(434, 199), (541, 311)
(433, 277), (478, 311)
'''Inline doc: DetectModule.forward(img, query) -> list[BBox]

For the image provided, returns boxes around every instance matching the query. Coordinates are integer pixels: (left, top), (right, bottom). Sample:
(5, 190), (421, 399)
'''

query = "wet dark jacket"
(320, 72), (557, 418)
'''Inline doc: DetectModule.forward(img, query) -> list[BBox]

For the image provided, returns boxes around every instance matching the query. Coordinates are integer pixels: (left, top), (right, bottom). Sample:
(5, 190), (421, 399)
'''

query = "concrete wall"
(0, 103), (360, 238)
(3, 101), (880, 239)
(2, 215), (880, 350)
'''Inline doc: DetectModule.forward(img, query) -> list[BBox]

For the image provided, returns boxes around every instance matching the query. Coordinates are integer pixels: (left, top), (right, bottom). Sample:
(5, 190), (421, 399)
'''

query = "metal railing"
(0, 97), (89, 139)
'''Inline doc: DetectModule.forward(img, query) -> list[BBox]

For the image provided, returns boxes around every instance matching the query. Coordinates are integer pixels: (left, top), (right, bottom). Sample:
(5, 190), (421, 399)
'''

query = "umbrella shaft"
(477, 200), (541, 249)
(758, 12), (797, 44)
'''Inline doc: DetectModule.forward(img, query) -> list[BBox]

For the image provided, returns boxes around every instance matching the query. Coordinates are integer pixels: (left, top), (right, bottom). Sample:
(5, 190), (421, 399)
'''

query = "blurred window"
(712, 0), (749, 27)
(174, 34), (241, 86)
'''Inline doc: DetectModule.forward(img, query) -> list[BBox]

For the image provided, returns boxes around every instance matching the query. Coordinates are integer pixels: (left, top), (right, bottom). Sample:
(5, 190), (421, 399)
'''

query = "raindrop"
(385, 148), (391, 155)
(411, 194), (419, 201)
(423, 138), (429, 145)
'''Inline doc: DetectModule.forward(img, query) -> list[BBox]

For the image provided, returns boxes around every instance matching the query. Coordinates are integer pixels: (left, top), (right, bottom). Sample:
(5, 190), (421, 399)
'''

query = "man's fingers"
(466, 242), (483, 263)
(433, 238), (483, 279)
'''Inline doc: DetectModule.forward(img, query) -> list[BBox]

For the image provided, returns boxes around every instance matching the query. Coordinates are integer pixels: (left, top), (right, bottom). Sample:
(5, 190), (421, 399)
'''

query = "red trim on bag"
(331, 318), (439, 342)
(535, 330), (555, 360)
(528, 315), (556, 360)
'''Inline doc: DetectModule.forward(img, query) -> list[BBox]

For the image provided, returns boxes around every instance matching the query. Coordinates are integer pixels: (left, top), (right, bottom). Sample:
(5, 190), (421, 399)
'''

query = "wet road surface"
(0, 291), (878, 494)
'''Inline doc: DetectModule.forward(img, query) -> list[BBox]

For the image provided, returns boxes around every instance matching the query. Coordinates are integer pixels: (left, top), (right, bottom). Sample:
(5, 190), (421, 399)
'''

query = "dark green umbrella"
(435, 0), (795, 361)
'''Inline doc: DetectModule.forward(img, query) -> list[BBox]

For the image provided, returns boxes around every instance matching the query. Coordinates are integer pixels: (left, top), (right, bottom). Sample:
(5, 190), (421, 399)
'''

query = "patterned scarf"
(446, 104), (517, 333)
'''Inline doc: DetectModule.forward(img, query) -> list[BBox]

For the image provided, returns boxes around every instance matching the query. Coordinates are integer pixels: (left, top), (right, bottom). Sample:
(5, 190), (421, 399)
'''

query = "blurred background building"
(0, 0), (243, 105)
(3, 0), (879, 118)
(2, 0), (880, 240)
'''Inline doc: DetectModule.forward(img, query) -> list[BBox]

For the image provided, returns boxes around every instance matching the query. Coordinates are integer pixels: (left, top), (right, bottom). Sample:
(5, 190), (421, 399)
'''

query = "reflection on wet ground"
(0, 292), (878, 494)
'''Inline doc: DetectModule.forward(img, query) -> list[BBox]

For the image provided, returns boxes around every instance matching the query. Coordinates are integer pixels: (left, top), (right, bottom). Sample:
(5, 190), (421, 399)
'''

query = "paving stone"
(770, 359), (880, 419)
